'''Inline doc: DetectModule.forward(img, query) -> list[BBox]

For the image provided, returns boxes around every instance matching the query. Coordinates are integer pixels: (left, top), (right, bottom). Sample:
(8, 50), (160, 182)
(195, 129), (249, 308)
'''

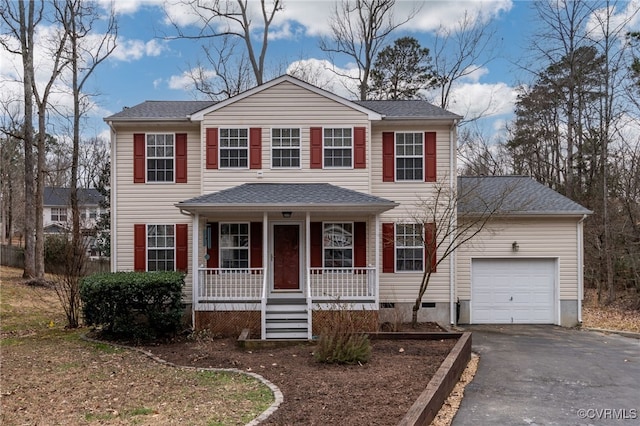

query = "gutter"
(106, 120), (117, 272)
(577, 214), (587, 323)
(449, 119), (459, 326)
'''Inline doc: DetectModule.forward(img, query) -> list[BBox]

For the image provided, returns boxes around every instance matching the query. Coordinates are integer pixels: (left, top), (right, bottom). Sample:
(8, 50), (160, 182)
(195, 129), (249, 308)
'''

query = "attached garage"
(471, 258), (556, 324)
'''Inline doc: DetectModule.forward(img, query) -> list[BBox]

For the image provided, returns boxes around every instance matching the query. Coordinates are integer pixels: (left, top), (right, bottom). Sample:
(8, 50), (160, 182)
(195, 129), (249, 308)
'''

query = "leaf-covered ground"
(582, 288), (640, 333)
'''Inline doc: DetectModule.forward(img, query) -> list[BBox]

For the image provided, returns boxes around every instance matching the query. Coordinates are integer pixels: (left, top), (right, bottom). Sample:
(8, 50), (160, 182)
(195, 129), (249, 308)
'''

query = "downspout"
(577, 214), (587, 324)
(107, 121), (117, 272)
(449, 119), (459, 326)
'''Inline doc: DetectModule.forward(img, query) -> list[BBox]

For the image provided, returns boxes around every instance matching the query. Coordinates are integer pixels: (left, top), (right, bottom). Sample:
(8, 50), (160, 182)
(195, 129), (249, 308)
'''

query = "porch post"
(375, 213), (380, 307)
(261, 211), (268, 340)
(192, 213), (200, 329)
(306, 211), (312, 339)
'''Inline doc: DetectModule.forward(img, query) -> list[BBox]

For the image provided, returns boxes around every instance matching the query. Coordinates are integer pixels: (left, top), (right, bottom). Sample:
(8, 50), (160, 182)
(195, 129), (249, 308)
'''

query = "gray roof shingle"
(177, 183), (398, 212)
(457, 176), (592, 215)
(354, 100), (462, 119)
(44, 187), (103, 207)
(105, 100), (217, 121)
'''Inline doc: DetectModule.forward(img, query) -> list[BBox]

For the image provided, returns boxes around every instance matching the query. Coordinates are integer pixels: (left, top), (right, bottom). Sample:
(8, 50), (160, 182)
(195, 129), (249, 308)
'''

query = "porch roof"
(176, 183), (398, 214)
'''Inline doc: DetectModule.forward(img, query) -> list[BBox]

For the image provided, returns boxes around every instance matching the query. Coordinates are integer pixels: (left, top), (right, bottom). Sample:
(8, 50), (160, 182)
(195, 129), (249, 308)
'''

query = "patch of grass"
(125, 406), (156, 416)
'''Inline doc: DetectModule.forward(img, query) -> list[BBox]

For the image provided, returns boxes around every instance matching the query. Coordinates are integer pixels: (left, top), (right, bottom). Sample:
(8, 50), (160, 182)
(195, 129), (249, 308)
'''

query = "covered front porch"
(176, 183), (398, 339)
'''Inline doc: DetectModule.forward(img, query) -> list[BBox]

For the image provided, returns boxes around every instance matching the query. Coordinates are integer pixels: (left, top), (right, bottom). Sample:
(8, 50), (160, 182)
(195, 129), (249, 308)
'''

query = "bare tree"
(53, 0), (117, 327)
(165, 0), (282, 89)
(0, 0), (42, 278)
(403, 176), (518, 326)
(319, 0), (418, 100)
(430, 10), (501, 120)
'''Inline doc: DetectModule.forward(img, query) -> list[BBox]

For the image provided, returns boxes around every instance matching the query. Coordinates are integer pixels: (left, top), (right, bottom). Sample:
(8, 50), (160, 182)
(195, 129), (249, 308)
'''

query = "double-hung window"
(147, 224), (175, 271)
(220, 223), (249, 268)
(51, 208), (67, 222)
(396, 132), (423, 181)
(396, 223), (423, 271)
(147, 134), (174, 182)
(324, 128), (352, 168)
(220, 128), (248, 168)
(323, 222), (353, 268)
(271, 128), (301, 168)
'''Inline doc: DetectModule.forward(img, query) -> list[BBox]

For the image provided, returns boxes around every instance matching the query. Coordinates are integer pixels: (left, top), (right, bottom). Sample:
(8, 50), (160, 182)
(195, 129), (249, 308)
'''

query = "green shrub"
(80, 271), (185, 340)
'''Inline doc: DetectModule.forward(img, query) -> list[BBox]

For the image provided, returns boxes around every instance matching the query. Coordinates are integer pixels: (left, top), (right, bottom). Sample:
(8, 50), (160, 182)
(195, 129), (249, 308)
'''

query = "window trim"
(145, 133), (176, 184)
(322, 221), (354, 268)
(395, 131), (424, 182)
(219, 222), (250, 269)
(51, 207), (68, 222)
(146, 224), (176, 272)
(270, 126), (302, 169)
(395, 223), (424, 273)
(219, 127), (250, 170)
(322, 126), (354, 169)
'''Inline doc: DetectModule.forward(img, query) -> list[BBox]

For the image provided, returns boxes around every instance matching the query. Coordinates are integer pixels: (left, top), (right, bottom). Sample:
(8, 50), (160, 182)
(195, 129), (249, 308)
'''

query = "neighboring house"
(104, 75), (590, 339)
(44, 187), (103, 256)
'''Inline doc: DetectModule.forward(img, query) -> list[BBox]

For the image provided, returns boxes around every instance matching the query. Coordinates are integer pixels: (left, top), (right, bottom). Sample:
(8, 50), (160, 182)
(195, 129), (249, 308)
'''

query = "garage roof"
(458, 176), (592, 216)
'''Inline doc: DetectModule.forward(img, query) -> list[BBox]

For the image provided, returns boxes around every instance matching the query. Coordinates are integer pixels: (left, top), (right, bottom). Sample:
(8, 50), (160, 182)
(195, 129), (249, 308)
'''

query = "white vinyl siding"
(201, 80), (371, 194)
(112, 125), (200, 301)
(456, 217), (581, 301)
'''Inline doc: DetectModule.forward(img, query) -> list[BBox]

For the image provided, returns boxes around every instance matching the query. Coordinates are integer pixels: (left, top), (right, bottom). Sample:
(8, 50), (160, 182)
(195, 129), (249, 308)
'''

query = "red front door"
(273, 224), (300, 290)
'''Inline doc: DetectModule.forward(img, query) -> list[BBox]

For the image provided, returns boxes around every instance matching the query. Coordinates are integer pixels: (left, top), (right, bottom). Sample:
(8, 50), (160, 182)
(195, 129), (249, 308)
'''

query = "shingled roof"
(354, 100), (462, 120)
(44, 187), (103, 207)
(457, 176), (592, 215)
(105, 100), (216, 121)
(176, 183), (398, 213)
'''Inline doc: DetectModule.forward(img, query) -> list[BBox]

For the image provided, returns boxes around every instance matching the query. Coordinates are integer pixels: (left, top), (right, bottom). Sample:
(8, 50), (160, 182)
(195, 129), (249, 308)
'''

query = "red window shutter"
(310, 222), (323, 267)
(206, 128), (218, 169)
(382, 222), (395, 273)
(382, 132), (395, 182)
(176, 224), (188, 272)
(310, 127), (322, 169)
(175, 133), (187, 183)
(250, 128), (262, 169)
(425, 132), (437, 182)
(354, 222), (367, 267)
(354, 127), (366, 169)
(250, 222), (263, 268)
(425, 222), (437, 272)
(207, 222), (219, 268)
(134, 224), (146, 271)
(133, 133), (145, 183)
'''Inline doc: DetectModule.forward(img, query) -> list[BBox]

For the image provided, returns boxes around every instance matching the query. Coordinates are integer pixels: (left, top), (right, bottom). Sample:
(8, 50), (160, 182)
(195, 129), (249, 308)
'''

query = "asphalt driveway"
(452, 325), (640, 426)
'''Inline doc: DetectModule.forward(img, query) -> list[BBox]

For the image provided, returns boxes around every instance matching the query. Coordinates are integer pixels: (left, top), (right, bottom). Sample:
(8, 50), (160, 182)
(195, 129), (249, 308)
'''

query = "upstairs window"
(220, 223), (249, 268)
(271, 128), (301, 168)
(220, 128), (248, 168)
(147, 224), (175, 271)
(323, 222), (353, 268)
(396, 132), (423, 181)
(323, 128), (352, 168)
(146, 134), (174, 182)
(51, 208), (67, 222)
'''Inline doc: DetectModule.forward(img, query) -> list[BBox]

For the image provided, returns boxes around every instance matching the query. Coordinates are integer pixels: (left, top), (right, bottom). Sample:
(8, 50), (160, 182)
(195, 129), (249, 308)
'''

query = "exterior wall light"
(512, 241), (519, 252)
(282, 211), (292, 218)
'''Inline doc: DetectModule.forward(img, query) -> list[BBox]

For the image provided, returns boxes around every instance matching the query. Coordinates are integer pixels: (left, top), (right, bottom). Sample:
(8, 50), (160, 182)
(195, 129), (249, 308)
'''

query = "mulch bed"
(138, 324), (456, 425)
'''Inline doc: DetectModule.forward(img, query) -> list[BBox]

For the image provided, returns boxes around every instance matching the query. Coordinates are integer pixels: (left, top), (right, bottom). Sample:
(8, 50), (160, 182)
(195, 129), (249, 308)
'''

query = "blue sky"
(2, 0), (640, 140)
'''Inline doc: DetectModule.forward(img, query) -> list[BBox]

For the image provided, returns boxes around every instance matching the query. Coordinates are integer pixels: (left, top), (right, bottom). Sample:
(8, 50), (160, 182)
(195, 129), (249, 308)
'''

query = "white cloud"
(437, 81), (517, 120)
(286, 58), (360, 99)
(98, 0), (164, 16)
(586, 0), (640, 41)
(111, 38), (167, 62)
(408, 0), (513, 33)
(460, 65), (490, 83)
(167, 68), (216, 91)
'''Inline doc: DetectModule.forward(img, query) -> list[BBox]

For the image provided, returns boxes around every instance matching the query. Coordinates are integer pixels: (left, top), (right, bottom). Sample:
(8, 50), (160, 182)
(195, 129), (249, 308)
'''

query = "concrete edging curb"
(80, 334), (284, 425)
(581, 327), (640, 340)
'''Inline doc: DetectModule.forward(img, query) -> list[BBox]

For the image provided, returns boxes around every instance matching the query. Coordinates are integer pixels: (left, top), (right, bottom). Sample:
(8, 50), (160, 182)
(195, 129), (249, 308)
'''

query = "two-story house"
(105, 75), (590, 339)
(44, 187), (102, 233)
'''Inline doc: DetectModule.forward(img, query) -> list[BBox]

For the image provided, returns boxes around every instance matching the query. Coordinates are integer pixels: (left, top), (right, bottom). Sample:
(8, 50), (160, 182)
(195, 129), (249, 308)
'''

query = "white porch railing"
(198, 268), (264, 301)
(308, 267), (376, 300)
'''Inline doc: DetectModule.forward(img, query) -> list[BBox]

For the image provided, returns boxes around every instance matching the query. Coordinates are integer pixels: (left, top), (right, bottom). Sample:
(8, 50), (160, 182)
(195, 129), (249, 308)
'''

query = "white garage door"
(471, 258), (556, 324)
